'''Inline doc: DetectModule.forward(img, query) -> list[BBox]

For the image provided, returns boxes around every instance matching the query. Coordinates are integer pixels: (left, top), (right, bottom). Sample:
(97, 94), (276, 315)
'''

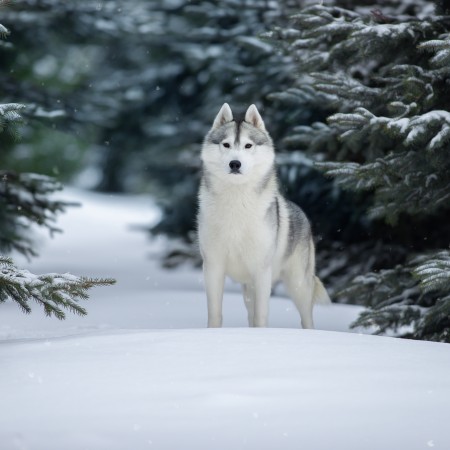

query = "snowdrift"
(1, 189), (449, 450)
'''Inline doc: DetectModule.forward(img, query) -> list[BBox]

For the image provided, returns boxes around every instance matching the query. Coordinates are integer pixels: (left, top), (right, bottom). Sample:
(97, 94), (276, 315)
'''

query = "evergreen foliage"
(272, 1), (450, 341)
(0, 170), (75, 258)
(2, 0), (447, 339)
(145, 0), (303, 244)
(0, 15), (115, 319)
(0, 102), (24, 140)
(1, 1), (364, 273)
(0, 255), (114, 319)
(0, 0), (299, 190)
(143, 0), (368, 268)
(1, 1), (322, 249)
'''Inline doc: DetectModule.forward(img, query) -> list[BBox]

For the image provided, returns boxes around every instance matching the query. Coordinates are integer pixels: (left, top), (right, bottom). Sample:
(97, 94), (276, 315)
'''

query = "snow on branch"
(352, 304), (422, 336)
(317, 147), (450, 223)
(0, 23), (9, 38)
(312, 73), (382, 107)
(413, 251), (450, 293)
(0, 255), (115, 319)
(418, 34), (450, 68)
(291, 5), (360, 28)
(345, 253), (450, 341)
(236, 36), (273, 55)
(328, 107), (450, 153)
(0, 103), (26, 139)
(352, 22), (414, 40)
(412, 251), (450, 341)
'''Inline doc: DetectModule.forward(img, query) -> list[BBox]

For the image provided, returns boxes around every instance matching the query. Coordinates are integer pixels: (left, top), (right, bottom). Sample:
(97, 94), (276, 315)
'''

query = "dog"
(197, 103), (330, 328)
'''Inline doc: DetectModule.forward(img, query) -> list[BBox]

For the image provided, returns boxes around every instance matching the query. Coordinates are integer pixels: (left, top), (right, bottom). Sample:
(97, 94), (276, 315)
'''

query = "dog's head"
(201, 103), (274, 184)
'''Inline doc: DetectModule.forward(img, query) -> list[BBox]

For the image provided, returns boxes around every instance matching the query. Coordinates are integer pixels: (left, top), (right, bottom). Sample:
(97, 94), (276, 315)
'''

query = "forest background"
(1, 0), (449, 341)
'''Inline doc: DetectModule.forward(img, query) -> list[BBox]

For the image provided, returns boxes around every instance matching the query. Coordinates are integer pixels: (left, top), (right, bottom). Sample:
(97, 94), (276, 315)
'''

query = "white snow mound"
(2, 328), (449, 450)
(1, 188), (449, 450)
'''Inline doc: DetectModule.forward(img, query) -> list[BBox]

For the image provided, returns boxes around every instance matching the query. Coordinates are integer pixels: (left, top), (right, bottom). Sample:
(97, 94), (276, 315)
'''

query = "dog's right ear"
(212, 103), (233, 129)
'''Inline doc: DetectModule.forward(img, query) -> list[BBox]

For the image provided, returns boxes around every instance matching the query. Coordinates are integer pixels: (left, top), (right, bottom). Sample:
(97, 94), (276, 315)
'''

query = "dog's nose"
(229, 160), (241, 171)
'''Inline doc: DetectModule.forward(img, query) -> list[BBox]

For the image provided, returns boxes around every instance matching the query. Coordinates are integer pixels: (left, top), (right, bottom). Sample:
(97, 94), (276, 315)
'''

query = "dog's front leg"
(252, 266), (272, 327)
(243, 284), (255, 327)
(203, 262), (225, 328)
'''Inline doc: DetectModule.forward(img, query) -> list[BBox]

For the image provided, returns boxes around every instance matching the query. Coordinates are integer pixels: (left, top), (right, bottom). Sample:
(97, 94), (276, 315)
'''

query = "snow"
(33, 106), (66, 119)
(354, 23), (412, 39)
(0, 23), (9, 35)
(1, 189), (449, 450)
(237, 36), (273, 54)
(428, 126), (450, 150)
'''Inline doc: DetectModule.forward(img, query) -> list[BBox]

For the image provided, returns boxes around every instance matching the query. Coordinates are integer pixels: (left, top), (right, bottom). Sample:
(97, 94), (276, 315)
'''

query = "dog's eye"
(223, 143), (230, 148)
(245, 143), (253, 149)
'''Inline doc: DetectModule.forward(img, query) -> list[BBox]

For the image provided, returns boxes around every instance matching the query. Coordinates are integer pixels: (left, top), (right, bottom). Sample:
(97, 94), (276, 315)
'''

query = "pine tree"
(271, 1), (450, 341)
(0, 16), (115, 319)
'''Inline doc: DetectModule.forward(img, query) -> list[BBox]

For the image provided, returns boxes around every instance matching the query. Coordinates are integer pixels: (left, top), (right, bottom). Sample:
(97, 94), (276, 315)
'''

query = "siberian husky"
(197, 103), (330, 328)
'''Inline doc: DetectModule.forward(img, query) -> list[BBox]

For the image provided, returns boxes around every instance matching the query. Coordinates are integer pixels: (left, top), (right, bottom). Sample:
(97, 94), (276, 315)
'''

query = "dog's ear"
(245, 104), (266, 131)
(212, 103), (233, 129)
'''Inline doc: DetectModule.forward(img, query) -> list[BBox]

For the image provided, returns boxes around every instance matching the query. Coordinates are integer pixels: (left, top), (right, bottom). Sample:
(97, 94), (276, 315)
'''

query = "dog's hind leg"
(242, 284), (255, 327)
(242, 267), (272, 327)
(252, 267), (272, 327)
(283, 270), (315, 329)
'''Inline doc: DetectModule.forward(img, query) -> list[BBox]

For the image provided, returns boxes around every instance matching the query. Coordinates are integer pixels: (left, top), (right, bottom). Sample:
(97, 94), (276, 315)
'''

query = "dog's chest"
(200, 189), (274, 281)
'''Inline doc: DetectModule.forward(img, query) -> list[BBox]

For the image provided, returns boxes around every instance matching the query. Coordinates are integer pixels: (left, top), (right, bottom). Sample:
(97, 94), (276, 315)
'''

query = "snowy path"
(1, 189), (449, 450)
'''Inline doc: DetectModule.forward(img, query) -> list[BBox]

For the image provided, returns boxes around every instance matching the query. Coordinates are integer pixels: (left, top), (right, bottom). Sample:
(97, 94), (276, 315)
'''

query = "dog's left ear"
(245, 104), (266, 131)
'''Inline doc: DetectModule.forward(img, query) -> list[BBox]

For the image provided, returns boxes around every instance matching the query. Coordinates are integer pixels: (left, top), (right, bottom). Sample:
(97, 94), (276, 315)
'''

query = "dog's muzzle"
(229, 160), (241, 174)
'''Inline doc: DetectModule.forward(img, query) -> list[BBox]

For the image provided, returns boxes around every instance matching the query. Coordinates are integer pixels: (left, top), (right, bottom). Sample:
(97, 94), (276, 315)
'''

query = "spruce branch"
(0, 170), (79, 258)
(345, 265), (423, 336)
(0, 23), (9, 38)
(312, 73), (382, 108)
(352, 305), (422, 336)
(416, 296), (450, 341)
(413, 251), (450, 293)
(347, 254), (450, 341)
(0, 103), (26, 140)
(0, 255), (116, 319)
(418, 35), (450, 68)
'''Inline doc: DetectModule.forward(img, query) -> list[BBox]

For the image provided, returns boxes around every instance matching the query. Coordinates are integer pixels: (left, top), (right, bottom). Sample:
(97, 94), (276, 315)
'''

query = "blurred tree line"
(1, 0), (449, 340)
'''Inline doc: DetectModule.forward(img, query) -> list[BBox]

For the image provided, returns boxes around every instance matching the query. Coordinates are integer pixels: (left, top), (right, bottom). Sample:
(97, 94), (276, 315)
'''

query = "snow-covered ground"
(1, 189), (449, 450)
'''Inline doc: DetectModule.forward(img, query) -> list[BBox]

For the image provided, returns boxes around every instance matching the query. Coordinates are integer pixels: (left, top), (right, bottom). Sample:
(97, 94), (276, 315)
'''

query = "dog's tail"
(313, 276), (331, 304)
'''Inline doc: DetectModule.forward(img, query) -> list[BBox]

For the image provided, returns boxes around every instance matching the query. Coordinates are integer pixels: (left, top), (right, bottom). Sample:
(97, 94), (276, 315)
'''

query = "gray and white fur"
(197, 103), (330, 328)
